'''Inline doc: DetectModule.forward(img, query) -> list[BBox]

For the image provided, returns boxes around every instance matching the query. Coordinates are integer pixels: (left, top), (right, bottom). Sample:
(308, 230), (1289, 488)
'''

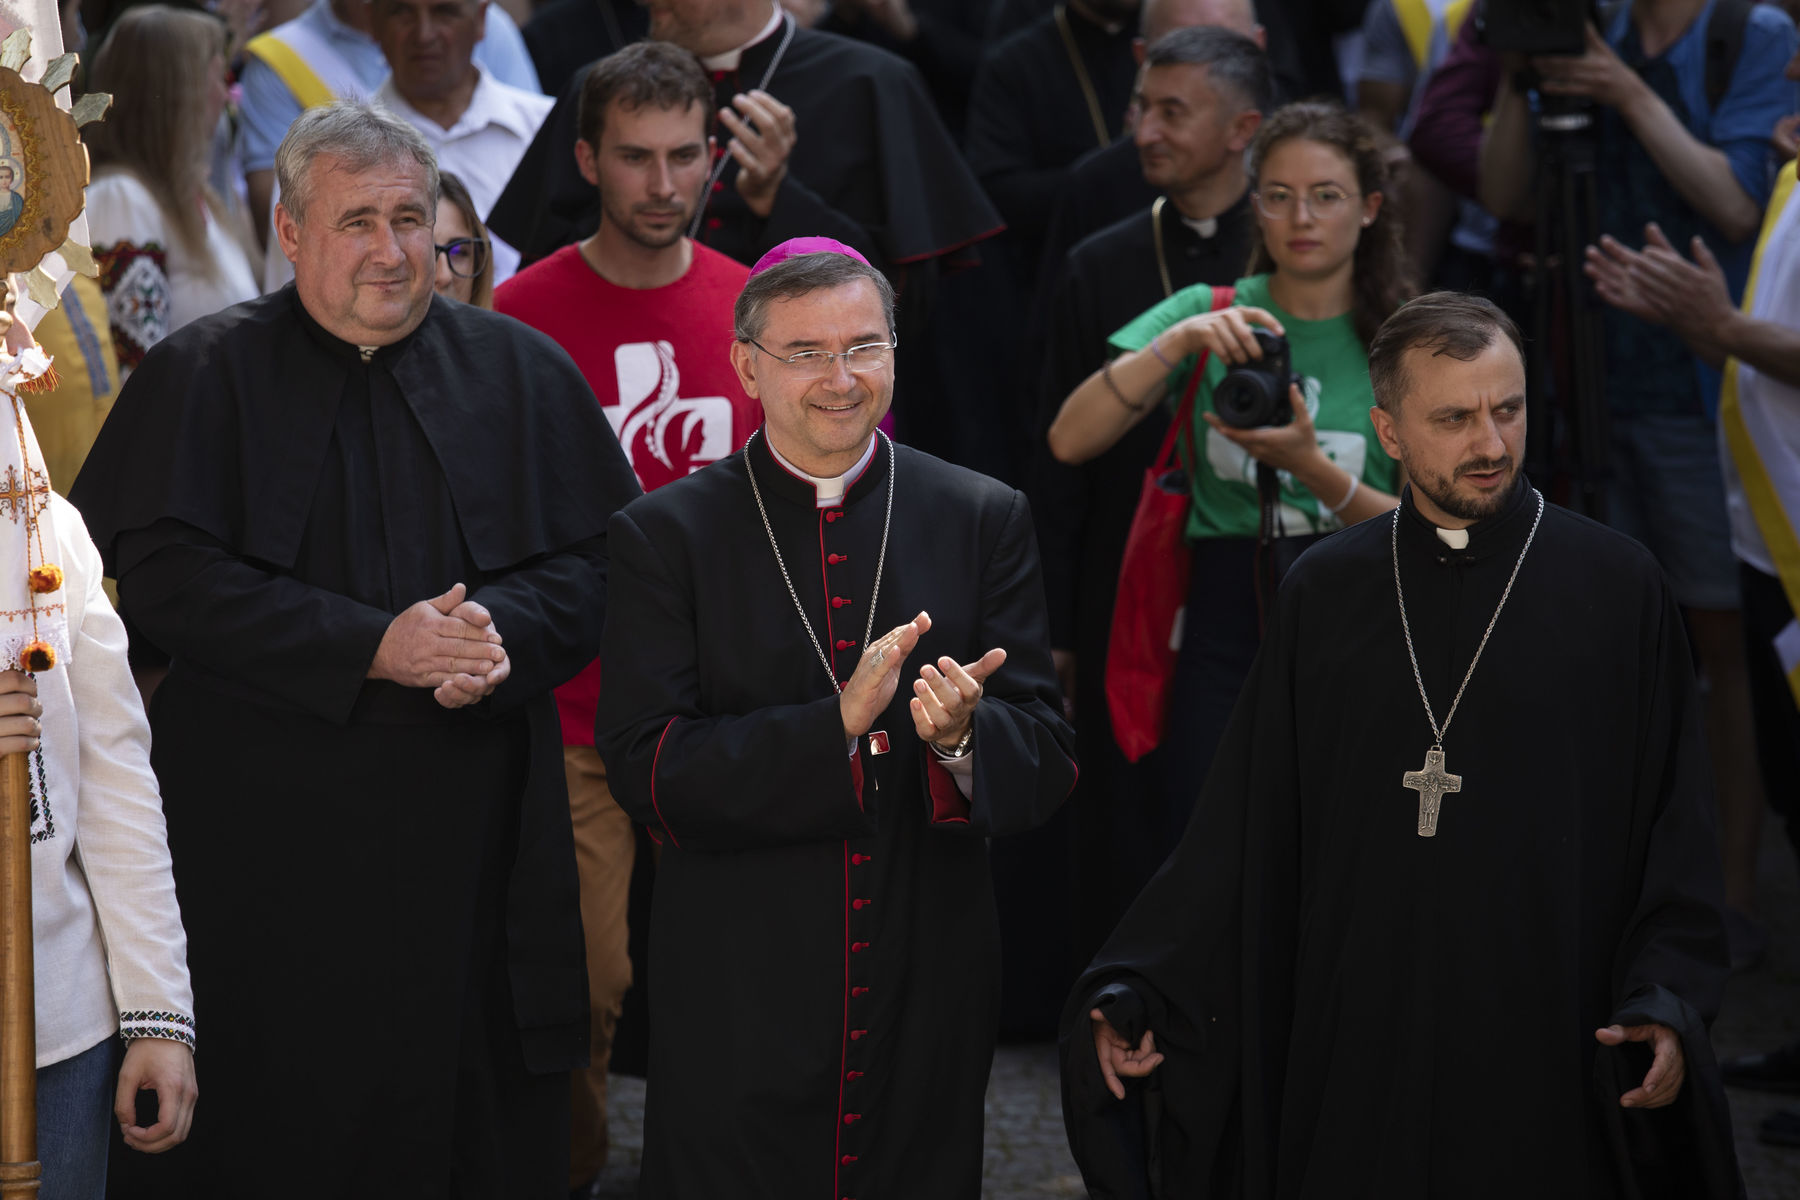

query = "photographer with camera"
(1479, 0), (1798, 968)
(1048, 99), (1409, 847)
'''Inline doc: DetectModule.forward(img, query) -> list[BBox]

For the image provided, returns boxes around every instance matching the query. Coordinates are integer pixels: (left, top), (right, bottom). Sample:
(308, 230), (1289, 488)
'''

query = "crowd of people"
(18, 0), (1800, 1196)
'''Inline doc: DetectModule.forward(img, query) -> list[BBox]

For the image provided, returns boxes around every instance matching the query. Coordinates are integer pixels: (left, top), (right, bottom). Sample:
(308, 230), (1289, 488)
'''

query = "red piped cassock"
(597, 434), (1077, 1199)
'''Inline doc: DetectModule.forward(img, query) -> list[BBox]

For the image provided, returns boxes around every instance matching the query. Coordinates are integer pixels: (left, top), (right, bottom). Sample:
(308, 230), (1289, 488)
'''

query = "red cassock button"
(826, 510), (844, 522)
(852, 898), (871, 910)
(851, 853), (871, 865)
(844, 1113), (862, 1124)
(845, 1070), (864, 1080)
(851, 942), (869, 953)
(705, 217), (723, 230)
(832, 596), (852, 608)
(829, 553), (848, 564)
(835, 639), (856, 651)
(850, 1029), (868, 1040)
(712, 180), (725, 192)
(852, 986), (869, 997)
(841, 1155), (858, 1165)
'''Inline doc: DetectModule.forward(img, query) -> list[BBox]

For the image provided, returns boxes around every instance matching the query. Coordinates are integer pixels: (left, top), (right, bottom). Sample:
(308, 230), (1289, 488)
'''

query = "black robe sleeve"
(468, 535), (609, 714)
(1597, 580), (1741, 1199)
(115, 520), (394, 724)
(596, 508), (877, 852)
(942, 486), (1080, 835)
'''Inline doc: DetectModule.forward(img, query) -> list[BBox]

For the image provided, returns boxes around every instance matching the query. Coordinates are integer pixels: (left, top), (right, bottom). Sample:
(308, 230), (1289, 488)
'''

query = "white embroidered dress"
(87, 169), (258, 377)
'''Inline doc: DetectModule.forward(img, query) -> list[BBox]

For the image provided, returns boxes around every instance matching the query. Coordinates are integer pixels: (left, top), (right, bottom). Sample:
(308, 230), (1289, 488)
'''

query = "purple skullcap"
(749, 237), (871, 276)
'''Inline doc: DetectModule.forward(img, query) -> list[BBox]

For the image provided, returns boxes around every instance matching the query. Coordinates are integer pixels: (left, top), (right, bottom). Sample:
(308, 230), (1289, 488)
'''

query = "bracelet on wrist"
(1149, 334), (1176, 371)
(1102, 358), (1148, 413)
(1324, 470), (1359, 516)
(932, 725), (974, 759)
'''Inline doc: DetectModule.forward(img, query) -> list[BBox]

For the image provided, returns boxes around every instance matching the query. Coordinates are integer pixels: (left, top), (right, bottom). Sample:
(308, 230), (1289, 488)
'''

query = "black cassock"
(1061, 484), (1741, 1200)
(70, 288), (640, 1197)
(1028, 193), (1253, 967)
(596, 435), (1078, 1199)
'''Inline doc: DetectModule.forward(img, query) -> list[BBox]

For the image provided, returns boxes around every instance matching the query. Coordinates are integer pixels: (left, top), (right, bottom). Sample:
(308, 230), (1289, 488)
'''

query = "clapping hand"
(720, 90), (797, 219)
(840, 611), (929, 740)
(910, 648), (1006, 752)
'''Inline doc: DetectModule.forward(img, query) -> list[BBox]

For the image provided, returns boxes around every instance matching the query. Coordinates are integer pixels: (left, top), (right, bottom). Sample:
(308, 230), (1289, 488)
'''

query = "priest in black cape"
(1031, 24), (1265, 973)
(596, 241), (1077, 1199)
(486, 0), (998, 303)
(1060, 294), (1743, 1199)
(70, 104), (641, 1197)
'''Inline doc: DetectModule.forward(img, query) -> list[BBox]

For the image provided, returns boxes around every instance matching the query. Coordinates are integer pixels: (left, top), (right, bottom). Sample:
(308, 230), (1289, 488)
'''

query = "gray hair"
(275, 101), (439, 226)
(1143, 25), (1273, 115)
(733, 253), (896, 343)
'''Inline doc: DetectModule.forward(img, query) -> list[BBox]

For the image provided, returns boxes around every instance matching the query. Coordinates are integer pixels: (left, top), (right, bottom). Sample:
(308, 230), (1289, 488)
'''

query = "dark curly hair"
(1245, 100), (1416, 347)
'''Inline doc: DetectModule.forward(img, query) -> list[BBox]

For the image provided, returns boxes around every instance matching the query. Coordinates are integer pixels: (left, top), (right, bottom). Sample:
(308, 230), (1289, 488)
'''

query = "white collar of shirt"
(1434, 526), (1471, 550)
(700, 3), (785, 72)
(375, 66), (542, 141)
(769, 435), (879, 507)
(1181, 214), (1219, 239)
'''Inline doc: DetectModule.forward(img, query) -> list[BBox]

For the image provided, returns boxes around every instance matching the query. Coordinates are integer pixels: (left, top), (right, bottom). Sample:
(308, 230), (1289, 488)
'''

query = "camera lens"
(1213, 372), (1284, 429)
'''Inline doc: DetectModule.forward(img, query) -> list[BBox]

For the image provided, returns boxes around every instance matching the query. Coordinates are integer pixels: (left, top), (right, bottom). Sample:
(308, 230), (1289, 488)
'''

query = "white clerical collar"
(700, 4), (784, 71)
(1180, 214), (1218, 239)
(1435, 526), (1471, 550)
(769, 435), (879, 508)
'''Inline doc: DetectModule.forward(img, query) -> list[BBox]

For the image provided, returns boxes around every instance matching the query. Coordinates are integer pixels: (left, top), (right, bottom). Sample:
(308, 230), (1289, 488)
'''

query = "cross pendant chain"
(1402, 746), (1462, 838)
(1390, 491), (1544, 839)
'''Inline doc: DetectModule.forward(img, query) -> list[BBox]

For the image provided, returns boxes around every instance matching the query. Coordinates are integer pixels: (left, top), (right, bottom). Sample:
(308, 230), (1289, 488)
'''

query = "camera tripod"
(1526, 97), (1611, 520)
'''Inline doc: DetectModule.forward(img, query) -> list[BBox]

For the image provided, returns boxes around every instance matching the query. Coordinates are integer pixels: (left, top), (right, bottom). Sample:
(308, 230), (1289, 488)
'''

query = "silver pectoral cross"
(1402, 747), (1462, 838)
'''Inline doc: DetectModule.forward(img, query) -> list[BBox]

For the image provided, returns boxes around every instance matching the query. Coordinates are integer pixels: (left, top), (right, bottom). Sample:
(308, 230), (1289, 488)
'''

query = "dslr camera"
(1212, 329), (1300, 429)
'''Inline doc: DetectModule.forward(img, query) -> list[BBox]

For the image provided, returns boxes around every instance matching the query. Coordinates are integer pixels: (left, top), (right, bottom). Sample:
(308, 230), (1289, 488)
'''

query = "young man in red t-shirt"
(493, 40), (761, 1194)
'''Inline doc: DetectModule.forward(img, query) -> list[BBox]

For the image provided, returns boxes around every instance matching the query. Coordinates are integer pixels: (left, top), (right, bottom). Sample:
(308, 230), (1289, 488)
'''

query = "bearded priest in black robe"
(1061, 294), (1742, 1199)
(596, 240), (1077, 1200)
(70, 105), (640, 1198)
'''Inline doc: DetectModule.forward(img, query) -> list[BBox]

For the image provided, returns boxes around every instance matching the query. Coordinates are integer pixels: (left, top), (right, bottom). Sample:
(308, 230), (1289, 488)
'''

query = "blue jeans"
(36, 1036), (114, 1200)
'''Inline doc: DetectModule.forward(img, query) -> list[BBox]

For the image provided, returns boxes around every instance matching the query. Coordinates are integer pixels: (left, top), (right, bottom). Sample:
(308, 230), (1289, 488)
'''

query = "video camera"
(1480, 0), (1599, 56)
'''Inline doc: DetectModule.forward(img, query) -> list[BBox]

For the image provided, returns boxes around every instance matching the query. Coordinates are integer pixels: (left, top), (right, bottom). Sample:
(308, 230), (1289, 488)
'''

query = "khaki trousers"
(563, 745), (636, 1187)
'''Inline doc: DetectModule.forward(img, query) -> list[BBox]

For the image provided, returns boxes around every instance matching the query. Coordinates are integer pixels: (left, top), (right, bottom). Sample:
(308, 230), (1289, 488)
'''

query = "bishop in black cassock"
(1061, 295), (1740, 1199)
(70, 106), (640, 1197)
(597, 242), (1077, 1198)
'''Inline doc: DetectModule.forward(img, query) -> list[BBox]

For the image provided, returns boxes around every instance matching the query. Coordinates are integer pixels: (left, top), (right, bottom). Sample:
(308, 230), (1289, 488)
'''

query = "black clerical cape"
(1060, 485), (1741, 1200)
(597, 435), (1077, 1199)
(1030, 195), (1252, 964)
(70, 288), (641, 1196)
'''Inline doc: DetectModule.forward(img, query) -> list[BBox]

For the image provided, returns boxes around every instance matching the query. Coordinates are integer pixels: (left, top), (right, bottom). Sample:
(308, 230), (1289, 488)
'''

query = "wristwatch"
(933, 725), (974, 759)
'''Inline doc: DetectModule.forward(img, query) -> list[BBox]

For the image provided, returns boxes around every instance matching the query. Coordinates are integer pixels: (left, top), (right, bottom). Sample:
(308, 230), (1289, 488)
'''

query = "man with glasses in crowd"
(493, 41), (762, 1197)
(595, 239), (1077, 1199)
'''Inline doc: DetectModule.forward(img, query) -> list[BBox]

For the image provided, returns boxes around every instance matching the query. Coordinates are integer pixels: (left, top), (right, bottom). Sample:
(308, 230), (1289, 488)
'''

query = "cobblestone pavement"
(593, 839), (1800, 1199)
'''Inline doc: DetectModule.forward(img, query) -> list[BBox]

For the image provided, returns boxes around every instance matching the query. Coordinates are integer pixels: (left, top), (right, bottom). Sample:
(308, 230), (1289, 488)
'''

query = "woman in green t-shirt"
(1046, 102), (1416, 852)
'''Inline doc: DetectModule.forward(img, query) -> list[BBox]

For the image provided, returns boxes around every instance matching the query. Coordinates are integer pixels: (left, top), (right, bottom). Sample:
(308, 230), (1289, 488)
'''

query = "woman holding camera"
(1047, 101), (1412, 866)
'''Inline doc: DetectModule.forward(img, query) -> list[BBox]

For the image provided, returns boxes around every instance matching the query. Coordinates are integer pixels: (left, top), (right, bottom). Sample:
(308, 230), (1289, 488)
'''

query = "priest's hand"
(910, 648), (1006, 752)
(115, 1036), (197, 1153)
(841, 611), (930, 740)
(432, 594), (512, 708)
(1091, 1010), (1163, 1100)
(369, 583), (506, 690)
(0, 670), (42, 756)
(1596, 1022), (1685, 1108)
(720, 90), (796, 219)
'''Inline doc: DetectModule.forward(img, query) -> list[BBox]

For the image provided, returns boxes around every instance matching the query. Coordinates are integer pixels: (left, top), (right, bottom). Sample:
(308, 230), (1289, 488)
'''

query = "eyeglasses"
(1252, 185), (1360, 221)
(746, 338), (898, 379)
(435, 237), (490, 279)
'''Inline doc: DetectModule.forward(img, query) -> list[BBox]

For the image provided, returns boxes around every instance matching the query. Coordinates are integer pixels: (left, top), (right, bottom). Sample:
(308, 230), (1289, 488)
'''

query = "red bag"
(1104, 286), (1232, 762)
